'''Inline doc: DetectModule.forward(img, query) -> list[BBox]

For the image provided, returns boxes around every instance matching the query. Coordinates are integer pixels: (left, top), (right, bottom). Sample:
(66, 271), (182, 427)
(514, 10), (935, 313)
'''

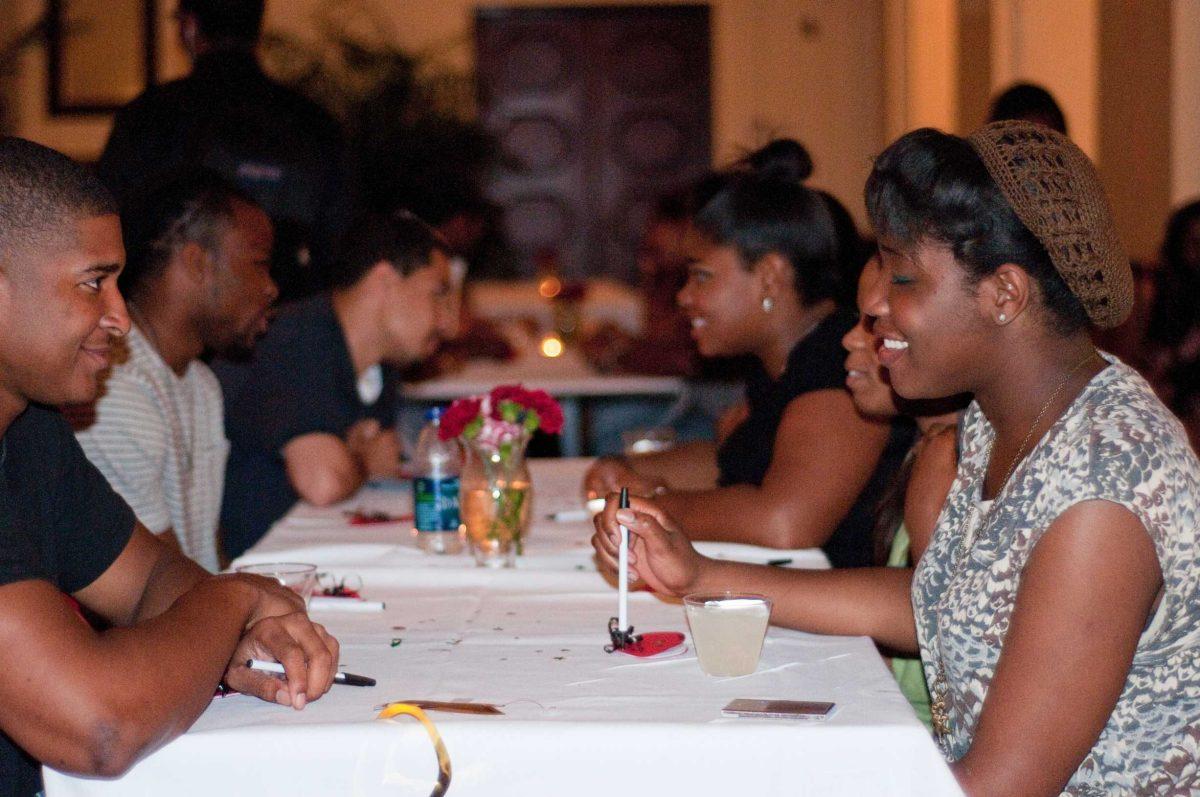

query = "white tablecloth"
(44, 459), (960, 796)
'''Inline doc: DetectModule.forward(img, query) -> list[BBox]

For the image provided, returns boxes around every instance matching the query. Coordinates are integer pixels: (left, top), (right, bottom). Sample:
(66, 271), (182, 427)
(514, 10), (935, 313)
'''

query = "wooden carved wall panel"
(477, 6), (710, 281)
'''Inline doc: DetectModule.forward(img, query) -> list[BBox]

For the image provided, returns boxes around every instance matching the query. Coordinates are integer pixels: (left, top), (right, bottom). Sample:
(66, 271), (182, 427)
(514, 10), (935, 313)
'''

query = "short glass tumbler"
(235, 562), (319, 607)
(684, 592), (772, 676)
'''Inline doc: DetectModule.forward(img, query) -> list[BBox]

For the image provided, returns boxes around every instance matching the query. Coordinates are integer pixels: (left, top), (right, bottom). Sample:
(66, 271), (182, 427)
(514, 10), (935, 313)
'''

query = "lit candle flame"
(539, 335), (564, 358)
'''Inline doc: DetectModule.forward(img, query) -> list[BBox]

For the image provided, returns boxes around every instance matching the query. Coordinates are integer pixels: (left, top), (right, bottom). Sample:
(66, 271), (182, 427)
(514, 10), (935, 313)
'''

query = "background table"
(466, 279), (645, 336)
(403, 348), (685, 456)
(45, 459), (961, 796)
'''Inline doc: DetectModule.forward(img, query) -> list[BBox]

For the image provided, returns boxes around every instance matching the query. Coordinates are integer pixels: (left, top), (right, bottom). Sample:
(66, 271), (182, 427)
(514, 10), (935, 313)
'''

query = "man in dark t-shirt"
(216, 211), (456, 558)
(216, 294), (399, 557)
(0, 405), (138, 794)
(0, 137), (339, 795)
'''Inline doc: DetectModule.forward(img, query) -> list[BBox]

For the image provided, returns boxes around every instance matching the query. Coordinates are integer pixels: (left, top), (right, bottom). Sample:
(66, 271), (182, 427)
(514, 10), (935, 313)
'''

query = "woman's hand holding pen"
(591, 494), (709, 597)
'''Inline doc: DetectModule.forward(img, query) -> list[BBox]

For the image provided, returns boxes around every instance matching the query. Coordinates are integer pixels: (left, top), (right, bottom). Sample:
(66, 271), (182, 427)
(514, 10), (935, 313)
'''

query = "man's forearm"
(97, 575), (258, 729)
(6, 577), (260, 778)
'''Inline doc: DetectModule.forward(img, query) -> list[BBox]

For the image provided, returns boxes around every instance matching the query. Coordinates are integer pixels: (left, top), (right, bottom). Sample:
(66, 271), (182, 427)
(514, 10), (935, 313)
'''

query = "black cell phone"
(721, 698), (837, 720)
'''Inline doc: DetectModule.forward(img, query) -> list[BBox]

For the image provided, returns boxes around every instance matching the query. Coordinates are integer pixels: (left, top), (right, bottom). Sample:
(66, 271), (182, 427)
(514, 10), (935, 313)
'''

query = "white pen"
(617, 487), (630, 633)
(246, 658), (376, 687)
(308, 596), (386, 612)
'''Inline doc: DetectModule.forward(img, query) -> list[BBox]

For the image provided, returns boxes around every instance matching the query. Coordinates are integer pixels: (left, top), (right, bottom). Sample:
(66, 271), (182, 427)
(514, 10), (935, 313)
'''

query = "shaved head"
(0, 137), (118, 275)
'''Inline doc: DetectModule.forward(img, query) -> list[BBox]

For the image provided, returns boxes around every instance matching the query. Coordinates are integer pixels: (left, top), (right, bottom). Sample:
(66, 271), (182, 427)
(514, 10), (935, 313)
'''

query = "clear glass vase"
(460, 436), (532, 567)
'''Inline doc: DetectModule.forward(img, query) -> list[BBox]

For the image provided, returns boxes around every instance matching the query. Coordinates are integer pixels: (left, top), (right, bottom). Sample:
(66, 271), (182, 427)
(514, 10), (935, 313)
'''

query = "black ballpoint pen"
(247, 658), (376, 687)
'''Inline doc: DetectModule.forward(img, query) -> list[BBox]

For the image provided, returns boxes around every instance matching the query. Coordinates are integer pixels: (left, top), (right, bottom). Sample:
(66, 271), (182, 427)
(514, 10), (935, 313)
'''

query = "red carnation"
(489, 384), (531, 419)
(526, 389), (564, 435)
(439, 397), (482, 439)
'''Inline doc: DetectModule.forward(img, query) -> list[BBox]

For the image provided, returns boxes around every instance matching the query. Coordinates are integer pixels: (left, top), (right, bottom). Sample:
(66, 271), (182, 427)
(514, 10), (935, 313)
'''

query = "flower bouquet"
(439, 385), (564, 566)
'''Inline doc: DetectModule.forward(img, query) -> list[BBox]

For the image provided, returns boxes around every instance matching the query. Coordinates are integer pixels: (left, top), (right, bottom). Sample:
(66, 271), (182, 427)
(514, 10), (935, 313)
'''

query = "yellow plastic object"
(376, 702), (452, 796)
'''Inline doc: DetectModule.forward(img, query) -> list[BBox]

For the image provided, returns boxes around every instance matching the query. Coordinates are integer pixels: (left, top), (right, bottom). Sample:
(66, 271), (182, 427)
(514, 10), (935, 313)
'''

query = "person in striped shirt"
(76, 172), (277, 570)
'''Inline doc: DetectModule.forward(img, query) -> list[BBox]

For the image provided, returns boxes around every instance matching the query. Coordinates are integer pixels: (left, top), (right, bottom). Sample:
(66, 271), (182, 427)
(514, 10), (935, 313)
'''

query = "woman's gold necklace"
(928, 349), (1100, 744)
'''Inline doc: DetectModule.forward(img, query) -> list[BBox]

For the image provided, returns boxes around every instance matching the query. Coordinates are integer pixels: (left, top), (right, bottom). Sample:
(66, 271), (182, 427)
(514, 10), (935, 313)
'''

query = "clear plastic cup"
(235, 562), (319, 607)
(684, 592), (772, 676)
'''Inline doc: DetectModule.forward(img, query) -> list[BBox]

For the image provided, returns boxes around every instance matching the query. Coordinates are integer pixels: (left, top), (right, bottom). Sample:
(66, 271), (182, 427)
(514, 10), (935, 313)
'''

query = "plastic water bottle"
(412, 407), (464, 554)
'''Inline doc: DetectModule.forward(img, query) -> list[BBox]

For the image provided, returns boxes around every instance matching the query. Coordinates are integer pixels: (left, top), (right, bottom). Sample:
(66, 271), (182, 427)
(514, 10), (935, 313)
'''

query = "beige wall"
(956, 0), (991, 132)
(897, 0), (960, 132)
(1173, 0), (1200, 207)
(1099, 0), (1172, 261)
(881, 0), (1177, 259)
(989, 0), (1100, 156)
(5, 0), (113, 159)
(710, 0), (886, 223)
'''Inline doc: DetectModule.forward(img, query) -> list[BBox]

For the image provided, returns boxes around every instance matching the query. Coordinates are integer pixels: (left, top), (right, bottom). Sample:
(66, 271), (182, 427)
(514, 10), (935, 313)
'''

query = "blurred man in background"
(98, 0), (354, 300)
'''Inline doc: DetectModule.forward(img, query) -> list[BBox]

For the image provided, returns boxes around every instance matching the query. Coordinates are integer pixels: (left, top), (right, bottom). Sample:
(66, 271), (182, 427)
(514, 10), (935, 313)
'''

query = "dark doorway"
(476, 5), (711, 282)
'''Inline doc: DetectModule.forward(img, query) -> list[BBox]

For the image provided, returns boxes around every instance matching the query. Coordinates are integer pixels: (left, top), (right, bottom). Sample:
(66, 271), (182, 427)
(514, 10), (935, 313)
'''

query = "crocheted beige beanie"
(967, 120), (1133, 329)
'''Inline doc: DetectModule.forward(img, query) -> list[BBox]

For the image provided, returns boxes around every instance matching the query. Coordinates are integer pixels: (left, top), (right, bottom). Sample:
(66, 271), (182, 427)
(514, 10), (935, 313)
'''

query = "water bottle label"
(414, 477), (461, 531)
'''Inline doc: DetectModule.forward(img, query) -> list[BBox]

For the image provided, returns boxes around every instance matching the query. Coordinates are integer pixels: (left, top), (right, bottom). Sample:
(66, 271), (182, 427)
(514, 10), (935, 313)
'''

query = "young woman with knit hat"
(592, 121), (1200, 795)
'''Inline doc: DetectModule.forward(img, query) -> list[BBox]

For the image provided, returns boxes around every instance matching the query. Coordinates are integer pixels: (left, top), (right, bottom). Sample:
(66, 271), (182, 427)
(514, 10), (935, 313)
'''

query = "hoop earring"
(762, 297), (774, 313)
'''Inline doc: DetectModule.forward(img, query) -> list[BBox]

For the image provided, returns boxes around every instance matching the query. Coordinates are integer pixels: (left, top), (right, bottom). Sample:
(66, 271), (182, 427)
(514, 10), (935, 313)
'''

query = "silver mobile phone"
(722, 698), (837, 720)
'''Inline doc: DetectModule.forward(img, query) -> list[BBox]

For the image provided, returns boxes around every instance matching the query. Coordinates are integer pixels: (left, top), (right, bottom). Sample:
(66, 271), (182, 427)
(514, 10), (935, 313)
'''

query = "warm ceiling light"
(539, 335), (564, 358)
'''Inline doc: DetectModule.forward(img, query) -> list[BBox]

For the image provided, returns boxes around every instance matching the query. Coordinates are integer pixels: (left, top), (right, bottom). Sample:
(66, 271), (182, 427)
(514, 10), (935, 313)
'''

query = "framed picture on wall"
(47, 0), (157, 114)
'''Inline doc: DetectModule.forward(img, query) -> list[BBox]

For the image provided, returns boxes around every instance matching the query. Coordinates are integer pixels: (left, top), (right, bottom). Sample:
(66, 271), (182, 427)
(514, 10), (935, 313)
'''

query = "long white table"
(44, 459), (960, 796)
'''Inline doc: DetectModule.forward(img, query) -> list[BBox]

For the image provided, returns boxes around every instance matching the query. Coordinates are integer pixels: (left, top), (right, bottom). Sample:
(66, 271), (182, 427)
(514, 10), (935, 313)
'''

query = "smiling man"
(0, 138), (337, 796)
(215, 210), (457, 558)
(75, 173), (278, 571)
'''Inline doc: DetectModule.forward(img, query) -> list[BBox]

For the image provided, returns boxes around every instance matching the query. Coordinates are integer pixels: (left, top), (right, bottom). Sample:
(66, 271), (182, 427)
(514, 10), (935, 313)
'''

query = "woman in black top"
(584, 142), (910, 567)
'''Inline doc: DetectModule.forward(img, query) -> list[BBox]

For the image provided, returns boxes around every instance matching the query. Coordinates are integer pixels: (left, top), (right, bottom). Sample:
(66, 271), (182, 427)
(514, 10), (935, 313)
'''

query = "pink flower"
(475, 419), (524, 451)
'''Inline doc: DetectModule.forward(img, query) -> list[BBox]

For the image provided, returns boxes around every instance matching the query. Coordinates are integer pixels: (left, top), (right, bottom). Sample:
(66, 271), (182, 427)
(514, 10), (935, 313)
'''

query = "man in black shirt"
(217, 211), (457, 558)
(0, 138), (338, 796)
(97, 0), (354, 301)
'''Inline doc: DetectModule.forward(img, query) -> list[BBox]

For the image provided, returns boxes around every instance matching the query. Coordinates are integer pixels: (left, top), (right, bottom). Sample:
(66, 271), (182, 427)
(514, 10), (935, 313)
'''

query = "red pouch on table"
(617, 632), (686, 657)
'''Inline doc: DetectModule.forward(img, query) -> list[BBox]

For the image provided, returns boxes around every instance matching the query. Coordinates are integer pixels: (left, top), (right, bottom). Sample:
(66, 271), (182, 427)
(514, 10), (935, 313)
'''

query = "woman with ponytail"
(584, 141), (912, 568)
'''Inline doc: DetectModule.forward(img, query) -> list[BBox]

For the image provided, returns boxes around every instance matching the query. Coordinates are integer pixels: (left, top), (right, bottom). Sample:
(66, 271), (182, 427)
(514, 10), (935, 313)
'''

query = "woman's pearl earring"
(762, 297), (774, 312)
(998, 313), (1008, 323)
